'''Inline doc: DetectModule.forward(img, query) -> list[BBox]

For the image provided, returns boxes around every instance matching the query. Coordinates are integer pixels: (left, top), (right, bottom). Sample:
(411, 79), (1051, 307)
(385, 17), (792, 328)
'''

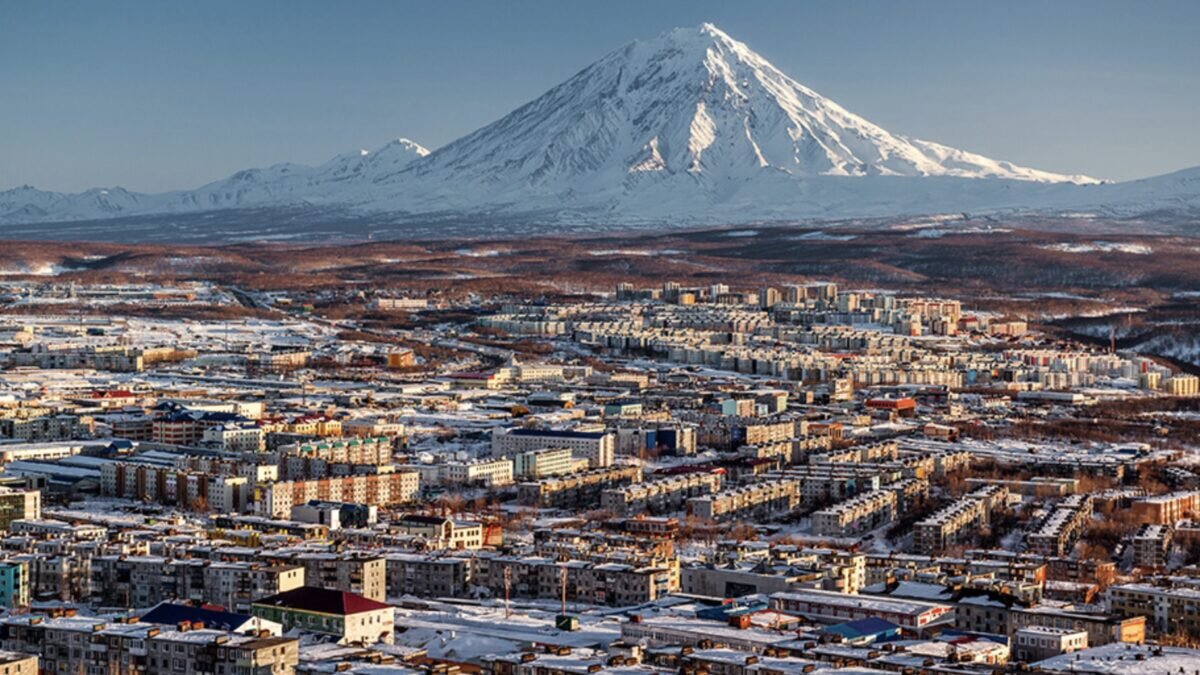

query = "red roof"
(865, 397), (917, 410)
(253, 586), (392, 615)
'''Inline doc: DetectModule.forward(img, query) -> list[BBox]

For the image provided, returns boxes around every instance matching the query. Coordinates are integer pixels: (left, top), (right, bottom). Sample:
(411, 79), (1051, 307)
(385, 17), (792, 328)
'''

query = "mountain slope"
(2, 23), (1196, 238)
(0, 138), (429, 223)
(374, 23), (1095, 217)
(399, 25), (1092, 189)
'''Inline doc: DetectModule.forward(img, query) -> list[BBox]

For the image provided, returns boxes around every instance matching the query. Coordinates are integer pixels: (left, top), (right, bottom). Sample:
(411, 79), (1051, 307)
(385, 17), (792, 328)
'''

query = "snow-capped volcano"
(2, 23), (1195, 240)
(397, 23), (1095, 197)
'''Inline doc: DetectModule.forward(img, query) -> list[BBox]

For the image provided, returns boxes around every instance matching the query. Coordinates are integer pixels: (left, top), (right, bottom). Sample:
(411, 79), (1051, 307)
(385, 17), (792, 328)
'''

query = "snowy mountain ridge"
(1, 23), (1196, 236)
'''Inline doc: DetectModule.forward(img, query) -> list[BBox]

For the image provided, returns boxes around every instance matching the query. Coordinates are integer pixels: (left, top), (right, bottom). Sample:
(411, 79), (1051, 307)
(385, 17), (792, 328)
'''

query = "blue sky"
(3, 0), (1198, 192)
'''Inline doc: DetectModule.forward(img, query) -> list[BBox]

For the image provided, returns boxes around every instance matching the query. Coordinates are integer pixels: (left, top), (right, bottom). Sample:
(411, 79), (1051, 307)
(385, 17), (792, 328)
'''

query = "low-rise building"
(771, 588), (953, 631)
(252, 586), (395, 646)
(393, 515), (484, 549)
(1013, 626), (1088, 663)
(1011, 605), (1145, 646)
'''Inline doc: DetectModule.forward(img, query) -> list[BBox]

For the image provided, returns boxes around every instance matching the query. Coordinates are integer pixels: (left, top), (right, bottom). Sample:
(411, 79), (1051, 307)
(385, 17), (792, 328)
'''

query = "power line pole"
(503, 566), (512, 619)
(560, 566), (568, 616)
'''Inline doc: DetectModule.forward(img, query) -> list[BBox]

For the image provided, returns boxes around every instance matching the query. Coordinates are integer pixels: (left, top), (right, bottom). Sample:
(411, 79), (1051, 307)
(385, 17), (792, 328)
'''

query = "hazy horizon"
(3, 0), (1198, 193)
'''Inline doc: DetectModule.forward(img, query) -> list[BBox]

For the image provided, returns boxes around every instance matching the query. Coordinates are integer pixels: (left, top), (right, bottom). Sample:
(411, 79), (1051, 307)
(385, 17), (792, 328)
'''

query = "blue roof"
(139, 602), (255, 631)
(822, 617), (901, 639)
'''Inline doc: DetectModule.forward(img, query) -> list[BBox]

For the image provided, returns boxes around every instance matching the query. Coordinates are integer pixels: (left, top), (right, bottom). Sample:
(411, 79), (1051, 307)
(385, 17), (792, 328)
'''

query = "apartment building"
(613, 425), (697, 456)
(0, 412), (92, 442)
(1132, 524), (1173, 570)
(1026, 494), (1093, 557)
(913, 485), (1009, 555)
(601, 472), (723, 517)
(258, 470), (419, 518)
(0, 561), (28, 608)
(342, 418), (405, 438)
(811, 489), (897, 537)
(692, 416), (799, 452)
(965, 477), (1078, 498)
(952, 588), (1030, 635)
(150, 628), (299, 675)
(516, 465), (643, 509)
(101, 462), (253, 513)
(886, 477), (931, 512)
(1130, 491), (1200, 524)
(21, 553), (86, 603)
(255, 347), (311, 371)
(688, 480), (799, 521)
(11, 344), (146, 371)
(385, 553), (472, 598)
(190, 561), (306, 614)
(280, 436), (396, 467)
(0, 614), (298, 675)
(262, 552), (387, 601)
(433, 456), (514, 487)
(90, 556), (305, 612)
(0, 488), (41, 530)
(1107, 583), (1200, 636)
(374, 296), (428, 310)
(1045, 557), (1116, 588)
(492, 428), (615, 468)
(512, 447), (578, 479)
(200, 422), (264, 452)
(173, 455), (277, 484)
(471, 554), (677, 607)
(280, 456), (388, 481)
(1010, 605), (1146, 646)
(153, 410), (250, 446)
(808, 441), (899, 466)
(771, 465), (896, 507)
(393, 515), (484, 550)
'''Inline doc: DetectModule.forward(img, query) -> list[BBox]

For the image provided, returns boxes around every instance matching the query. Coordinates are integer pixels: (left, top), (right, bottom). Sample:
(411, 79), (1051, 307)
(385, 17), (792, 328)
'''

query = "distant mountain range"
(3, 23), (1198, 241)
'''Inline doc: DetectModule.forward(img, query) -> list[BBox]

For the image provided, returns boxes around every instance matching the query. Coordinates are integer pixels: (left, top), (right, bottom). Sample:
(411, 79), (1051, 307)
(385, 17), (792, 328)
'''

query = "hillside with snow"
(1, 24), (1197, 239)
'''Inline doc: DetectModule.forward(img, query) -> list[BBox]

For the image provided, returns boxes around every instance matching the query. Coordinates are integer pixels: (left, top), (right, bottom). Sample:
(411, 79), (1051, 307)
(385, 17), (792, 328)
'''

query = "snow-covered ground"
(391, 601), (622, 663)
(1034, 643), (1200, 674)
(1040, 241), (1154, 255)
